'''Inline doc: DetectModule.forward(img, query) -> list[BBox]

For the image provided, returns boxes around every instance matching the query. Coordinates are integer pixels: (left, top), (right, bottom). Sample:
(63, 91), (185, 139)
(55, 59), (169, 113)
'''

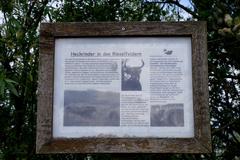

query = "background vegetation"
(0, 0), (239, 159)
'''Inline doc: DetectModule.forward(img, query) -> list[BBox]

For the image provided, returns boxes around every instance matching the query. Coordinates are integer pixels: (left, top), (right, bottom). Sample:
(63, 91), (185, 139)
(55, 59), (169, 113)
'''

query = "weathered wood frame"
(36, 22), (211, 153)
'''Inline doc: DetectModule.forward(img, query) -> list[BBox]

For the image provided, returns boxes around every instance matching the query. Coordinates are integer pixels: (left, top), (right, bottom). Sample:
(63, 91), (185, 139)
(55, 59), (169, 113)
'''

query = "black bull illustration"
(121, 59), (144, 91)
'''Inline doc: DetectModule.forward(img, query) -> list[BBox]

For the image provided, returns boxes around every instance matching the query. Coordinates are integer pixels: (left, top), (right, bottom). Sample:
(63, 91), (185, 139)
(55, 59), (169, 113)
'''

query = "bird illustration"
(163, 49), (173, 55)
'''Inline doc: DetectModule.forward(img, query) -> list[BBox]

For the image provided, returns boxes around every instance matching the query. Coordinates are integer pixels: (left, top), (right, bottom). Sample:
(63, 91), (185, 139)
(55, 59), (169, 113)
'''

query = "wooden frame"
(36, 22), (211, 153)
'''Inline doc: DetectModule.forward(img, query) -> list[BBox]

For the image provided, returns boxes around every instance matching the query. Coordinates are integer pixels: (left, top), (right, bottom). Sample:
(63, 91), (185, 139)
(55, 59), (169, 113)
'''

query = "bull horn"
(138, 59), (144, 69)
(123, 59), (128, 68)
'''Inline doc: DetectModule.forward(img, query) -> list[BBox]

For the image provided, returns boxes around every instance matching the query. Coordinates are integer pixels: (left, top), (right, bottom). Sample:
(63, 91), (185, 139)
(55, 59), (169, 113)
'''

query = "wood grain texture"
(36, 24), (54, 153)
(43, 21), (200, 37)
(191, 22), (212, 152)
(36, 21), (211, 153)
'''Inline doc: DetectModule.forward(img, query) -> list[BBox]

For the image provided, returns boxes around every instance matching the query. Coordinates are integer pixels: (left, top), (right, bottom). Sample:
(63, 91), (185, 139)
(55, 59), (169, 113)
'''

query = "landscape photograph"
(64, 90), (120, 126)
(151, 103), (184, 127)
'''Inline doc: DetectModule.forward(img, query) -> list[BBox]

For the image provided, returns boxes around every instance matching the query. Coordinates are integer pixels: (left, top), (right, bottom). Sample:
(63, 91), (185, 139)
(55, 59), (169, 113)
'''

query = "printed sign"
(53, 37), (194, 138)
(36, 22), (211, 153)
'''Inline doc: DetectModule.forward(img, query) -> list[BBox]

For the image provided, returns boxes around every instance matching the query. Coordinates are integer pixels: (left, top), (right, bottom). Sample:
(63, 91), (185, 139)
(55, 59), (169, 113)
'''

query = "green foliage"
(0, 70), (18, 97)
(0, 1), (48, 159)
(192, 0), (240, 159)
(0, 0), (239, 160)
(48, 0), (182, 22)
(0, 0), (14, 14)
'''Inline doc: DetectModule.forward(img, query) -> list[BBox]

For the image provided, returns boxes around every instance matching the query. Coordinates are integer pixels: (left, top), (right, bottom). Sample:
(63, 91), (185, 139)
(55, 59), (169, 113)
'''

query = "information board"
(36, 22), (211, 153)
(53, 37), (194, 138)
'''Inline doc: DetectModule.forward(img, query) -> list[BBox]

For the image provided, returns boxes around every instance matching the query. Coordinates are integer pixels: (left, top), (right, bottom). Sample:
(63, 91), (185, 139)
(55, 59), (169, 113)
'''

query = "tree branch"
(212, 119), (239, 134)
(150, 0), (198, 18)
(23, 1), (36, 30)
(165, 0), (198, 18)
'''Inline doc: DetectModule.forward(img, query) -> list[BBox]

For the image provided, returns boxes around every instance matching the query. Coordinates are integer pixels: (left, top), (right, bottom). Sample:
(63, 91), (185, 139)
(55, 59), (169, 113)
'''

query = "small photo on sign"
(121, 58), (145, 91)
(64, 90), (120, 126)
(151, 103), (184, 126)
